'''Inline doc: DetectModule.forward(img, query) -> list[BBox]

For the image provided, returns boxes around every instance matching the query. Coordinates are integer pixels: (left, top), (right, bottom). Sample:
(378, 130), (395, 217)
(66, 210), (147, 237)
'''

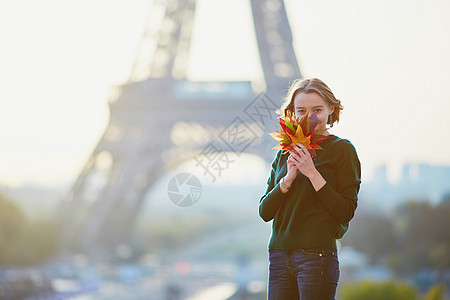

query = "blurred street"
(1, 257), (266, 300)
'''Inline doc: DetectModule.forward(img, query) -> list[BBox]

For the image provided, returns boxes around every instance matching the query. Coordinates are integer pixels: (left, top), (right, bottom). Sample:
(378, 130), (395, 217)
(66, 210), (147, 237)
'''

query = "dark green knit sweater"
(259, 135), (361, 250)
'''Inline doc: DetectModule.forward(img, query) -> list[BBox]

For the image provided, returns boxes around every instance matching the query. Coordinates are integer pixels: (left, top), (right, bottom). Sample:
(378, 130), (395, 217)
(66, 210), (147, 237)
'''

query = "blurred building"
(360, 163), (450, 211)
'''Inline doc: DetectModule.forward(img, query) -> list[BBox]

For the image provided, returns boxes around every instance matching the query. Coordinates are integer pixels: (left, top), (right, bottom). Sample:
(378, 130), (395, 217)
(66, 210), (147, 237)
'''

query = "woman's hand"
(285, 153), (300, 182)
(279, 153), (299, 193)
(289, 143), (326, 191)
(289, 143), (316, 178)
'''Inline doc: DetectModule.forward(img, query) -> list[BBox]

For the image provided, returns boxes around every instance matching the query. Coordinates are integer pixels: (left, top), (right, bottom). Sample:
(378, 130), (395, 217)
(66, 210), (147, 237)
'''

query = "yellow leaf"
(267, 132), (285, 142)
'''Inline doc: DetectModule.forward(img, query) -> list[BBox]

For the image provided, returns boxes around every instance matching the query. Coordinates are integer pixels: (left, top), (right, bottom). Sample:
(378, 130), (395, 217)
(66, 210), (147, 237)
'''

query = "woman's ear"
(329, 105), (335, 115)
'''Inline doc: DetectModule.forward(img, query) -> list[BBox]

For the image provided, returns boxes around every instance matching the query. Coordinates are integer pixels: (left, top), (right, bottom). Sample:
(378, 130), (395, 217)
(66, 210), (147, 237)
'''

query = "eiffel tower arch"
(61, 0), (302, 254)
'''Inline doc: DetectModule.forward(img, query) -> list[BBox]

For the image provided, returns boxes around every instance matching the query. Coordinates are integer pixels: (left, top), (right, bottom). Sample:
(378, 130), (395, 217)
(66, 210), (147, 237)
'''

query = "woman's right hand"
(285, 152), (299, 184)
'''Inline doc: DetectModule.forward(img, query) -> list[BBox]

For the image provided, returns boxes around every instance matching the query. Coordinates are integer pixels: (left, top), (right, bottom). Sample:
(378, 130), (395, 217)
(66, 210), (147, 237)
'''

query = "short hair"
(276, 78), (343, 126)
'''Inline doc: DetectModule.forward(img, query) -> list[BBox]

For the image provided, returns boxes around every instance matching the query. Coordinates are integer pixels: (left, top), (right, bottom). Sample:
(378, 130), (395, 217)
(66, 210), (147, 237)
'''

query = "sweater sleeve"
(316, 140), (362, 224)
(259, 150), (287, 222)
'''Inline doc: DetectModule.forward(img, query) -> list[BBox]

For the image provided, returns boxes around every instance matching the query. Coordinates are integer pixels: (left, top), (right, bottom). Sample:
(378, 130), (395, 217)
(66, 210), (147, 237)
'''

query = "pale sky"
(0, 0), (449, 188)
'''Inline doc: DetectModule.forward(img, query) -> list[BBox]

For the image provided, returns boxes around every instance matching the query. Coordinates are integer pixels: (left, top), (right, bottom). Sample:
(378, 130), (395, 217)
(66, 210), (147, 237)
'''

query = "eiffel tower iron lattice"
(60, 0), (302, 254)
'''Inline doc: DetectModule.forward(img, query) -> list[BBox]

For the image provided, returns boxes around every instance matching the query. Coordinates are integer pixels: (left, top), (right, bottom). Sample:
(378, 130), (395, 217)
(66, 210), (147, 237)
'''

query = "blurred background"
(0, 0), (449, 299)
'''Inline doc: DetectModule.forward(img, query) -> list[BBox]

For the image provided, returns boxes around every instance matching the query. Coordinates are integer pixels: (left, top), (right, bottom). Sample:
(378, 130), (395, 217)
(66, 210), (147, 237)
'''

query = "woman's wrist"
(279, 177), (291, 193)
(308, 170), (326, 191)
(283, 176), (294, 187)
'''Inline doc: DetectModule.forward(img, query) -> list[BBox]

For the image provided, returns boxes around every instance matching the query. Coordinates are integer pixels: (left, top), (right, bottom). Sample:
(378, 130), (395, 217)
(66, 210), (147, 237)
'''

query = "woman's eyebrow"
(295, 105), (325, 109)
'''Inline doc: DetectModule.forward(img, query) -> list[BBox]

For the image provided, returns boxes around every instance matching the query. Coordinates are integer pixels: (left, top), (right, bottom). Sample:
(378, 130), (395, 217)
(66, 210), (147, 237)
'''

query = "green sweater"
(259, 135), (361, 250)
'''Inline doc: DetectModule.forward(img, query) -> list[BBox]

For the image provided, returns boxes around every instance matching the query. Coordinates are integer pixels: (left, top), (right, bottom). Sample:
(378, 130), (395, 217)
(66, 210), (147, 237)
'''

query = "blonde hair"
(276, 78), (343, 126)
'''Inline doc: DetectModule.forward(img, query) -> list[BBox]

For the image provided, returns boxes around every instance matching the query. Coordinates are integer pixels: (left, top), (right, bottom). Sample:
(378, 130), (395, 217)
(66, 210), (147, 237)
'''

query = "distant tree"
(0, 194), (27, 264)
(341, 196), (449, 280)
(25, 220), (61, 262)
(394, 201), (434, 272)
(391, 200), (450, 275)
(0, 193), (61, 265)
(341, 213), (397, 264)
(427, 201), (450, 280)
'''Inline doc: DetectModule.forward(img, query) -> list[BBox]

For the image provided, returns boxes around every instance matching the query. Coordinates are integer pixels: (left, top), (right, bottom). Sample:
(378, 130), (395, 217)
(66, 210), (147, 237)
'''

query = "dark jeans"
(268, 248), (339, 300)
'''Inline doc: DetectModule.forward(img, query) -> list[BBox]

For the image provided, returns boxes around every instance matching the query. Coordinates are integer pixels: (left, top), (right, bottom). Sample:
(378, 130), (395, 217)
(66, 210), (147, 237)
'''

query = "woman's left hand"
(289, 143), (317, 179)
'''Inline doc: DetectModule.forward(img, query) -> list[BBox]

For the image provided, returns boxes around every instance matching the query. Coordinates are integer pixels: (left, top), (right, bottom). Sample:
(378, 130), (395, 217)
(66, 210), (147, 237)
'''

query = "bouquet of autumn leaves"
(267, 113), (328, 158)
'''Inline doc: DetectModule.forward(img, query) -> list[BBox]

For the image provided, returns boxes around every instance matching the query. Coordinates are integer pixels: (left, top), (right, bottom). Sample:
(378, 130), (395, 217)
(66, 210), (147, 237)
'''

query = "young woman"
(259, 78), (361, 299)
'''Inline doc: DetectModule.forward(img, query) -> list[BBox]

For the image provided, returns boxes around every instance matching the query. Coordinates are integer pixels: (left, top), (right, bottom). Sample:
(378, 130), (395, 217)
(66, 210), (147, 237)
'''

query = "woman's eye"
(314, 109), (321, 113)
(297, 110), (305, 114)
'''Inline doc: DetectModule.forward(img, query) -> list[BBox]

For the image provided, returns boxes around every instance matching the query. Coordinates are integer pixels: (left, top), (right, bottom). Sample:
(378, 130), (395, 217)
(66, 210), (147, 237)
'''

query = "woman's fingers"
(288, 155), (297, 166)
(295, 143), (311, 158)
(290, 149), (304, 162)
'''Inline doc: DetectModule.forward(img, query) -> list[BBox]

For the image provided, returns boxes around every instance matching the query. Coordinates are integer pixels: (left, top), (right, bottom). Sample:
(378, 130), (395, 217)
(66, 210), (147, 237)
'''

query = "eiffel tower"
(61, 0), (301, 254)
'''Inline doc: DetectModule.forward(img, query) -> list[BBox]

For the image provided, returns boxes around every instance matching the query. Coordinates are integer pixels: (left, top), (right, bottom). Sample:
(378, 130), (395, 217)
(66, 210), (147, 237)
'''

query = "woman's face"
(294, 92), (334, 131)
